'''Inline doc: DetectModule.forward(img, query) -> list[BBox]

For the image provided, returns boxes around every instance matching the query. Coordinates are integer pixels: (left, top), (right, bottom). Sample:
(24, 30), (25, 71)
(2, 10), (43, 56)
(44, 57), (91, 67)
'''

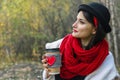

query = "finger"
(45, 68), (51, 72)
(41, 59), (47, 63)
(43, 63), (48, 68)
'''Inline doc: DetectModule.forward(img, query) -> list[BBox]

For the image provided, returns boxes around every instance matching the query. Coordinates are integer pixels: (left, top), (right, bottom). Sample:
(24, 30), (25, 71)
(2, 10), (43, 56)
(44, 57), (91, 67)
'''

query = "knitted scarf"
(60, 34), (109, 79)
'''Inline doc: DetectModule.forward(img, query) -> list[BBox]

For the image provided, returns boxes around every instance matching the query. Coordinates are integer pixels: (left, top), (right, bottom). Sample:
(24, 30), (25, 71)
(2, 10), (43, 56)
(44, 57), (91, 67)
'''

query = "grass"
(0, 53), (39, 70)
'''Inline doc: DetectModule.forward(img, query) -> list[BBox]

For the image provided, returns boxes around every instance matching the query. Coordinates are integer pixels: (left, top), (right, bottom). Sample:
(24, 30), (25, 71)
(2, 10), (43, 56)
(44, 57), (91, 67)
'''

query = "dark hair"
(82, 11), (106, 50)
(78, 2), (111, 33)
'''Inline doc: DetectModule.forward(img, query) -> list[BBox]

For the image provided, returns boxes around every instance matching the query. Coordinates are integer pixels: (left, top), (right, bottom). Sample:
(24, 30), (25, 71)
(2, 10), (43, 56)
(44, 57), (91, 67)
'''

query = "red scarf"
(60, 34), (109, 79)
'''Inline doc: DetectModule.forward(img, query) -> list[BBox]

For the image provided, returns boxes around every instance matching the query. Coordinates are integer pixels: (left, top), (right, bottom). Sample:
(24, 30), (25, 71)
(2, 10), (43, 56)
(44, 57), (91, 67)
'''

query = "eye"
(79, 20), (85, 24)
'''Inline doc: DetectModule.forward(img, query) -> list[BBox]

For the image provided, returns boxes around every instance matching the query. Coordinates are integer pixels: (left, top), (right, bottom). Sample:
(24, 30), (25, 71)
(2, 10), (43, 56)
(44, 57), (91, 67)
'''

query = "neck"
(81, 37), (92, 49)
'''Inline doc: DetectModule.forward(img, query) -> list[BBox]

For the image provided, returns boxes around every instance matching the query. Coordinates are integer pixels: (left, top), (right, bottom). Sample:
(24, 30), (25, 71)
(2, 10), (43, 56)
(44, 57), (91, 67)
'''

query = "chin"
(72, 33), (79, 38)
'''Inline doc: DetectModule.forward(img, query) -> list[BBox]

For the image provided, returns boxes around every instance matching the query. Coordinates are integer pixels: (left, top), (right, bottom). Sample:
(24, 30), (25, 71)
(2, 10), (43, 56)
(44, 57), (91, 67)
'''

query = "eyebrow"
(78, 18), (86, 22)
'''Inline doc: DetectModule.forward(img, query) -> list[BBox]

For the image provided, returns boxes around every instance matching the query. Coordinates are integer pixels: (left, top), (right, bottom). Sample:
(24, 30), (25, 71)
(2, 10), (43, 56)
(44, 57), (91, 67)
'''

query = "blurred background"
(0, 0), (120, 79)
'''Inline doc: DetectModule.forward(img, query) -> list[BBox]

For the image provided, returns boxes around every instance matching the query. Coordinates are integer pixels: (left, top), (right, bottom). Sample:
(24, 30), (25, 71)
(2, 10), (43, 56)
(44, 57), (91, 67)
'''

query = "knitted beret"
(78, 2), (111, 33)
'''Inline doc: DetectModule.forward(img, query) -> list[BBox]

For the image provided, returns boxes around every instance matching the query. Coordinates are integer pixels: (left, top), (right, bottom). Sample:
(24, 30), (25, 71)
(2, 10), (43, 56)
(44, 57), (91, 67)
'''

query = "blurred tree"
(0, 0), (120, 67)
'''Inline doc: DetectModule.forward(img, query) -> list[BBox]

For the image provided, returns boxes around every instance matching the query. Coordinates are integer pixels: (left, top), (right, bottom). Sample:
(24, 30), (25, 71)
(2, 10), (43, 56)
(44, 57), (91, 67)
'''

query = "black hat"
(78, 2), (111, 33)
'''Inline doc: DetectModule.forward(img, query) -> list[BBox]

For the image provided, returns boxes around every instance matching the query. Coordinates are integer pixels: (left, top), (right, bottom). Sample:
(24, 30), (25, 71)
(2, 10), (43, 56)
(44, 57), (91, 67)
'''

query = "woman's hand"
(41, 55), (51, 78)
(42, 55), (48, 68)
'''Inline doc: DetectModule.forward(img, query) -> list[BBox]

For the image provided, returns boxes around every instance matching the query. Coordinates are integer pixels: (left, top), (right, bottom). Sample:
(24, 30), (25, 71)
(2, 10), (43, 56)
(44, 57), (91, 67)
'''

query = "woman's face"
(72, 11), (96, 39)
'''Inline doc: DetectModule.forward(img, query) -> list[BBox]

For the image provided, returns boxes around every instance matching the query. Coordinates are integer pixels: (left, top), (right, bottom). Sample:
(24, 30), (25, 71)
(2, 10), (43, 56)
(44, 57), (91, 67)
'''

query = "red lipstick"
(73, 29), (78, 32)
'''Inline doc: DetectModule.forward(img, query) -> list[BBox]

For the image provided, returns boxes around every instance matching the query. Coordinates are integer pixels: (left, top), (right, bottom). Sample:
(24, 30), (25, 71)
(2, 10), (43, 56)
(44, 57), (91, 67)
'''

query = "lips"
(73, 29), (78, 32)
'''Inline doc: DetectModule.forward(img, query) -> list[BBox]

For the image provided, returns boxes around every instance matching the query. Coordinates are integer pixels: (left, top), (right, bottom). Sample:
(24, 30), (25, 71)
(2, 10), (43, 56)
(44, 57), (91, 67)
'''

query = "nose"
(72, 20), (77, 28)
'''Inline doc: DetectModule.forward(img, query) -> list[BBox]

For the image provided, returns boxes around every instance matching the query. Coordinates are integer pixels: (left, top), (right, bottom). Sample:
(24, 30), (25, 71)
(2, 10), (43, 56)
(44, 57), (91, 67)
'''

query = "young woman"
(42, 2), (120, 80)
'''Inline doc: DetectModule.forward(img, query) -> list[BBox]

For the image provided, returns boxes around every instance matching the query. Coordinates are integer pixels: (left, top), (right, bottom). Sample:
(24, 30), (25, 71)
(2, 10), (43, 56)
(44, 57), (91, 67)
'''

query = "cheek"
(78, 26), (89, 34)
(78, 27), (85, 32)
(73, 27), (92, 38)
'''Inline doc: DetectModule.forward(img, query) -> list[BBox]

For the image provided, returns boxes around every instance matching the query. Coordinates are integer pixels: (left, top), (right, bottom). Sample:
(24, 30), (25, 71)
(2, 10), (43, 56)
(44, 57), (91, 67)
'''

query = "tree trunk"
(109, 0), (119, 67)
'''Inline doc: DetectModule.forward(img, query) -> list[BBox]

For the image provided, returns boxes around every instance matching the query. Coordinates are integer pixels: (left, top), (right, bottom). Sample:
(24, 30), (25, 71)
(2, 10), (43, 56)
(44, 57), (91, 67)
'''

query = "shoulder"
(85, 51), (119, 80)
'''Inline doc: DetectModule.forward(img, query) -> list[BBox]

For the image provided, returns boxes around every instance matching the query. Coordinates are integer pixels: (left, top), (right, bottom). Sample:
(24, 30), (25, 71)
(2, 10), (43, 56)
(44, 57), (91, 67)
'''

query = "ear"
(92, 27), (96, 35)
